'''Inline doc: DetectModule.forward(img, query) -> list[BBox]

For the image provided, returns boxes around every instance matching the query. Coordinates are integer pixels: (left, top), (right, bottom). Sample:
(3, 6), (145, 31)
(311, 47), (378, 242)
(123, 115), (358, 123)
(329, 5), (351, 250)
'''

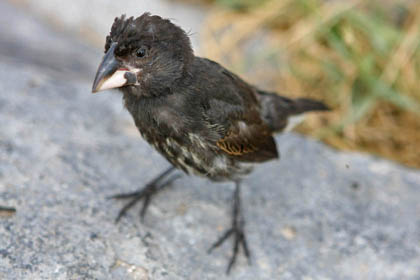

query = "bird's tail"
(290, 98), (330, 114)
(257, 90), (329, 132)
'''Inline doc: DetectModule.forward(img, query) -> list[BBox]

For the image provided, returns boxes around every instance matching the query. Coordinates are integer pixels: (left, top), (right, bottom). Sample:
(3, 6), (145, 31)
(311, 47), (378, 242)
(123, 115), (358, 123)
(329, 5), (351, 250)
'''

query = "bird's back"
(188, 57), (328, 135)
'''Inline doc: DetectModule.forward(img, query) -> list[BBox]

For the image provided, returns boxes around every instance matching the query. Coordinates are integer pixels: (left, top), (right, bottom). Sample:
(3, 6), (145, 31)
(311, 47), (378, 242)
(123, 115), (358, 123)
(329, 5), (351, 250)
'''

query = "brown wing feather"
(216, 110), (279, 162)
(199, 58), (279, 162)
(217, 131), (258, 156)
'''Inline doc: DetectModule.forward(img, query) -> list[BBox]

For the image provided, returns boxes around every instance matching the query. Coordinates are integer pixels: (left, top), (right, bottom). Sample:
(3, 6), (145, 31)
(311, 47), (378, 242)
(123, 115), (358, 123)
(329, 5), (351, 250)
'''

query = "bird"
(92, 13), (329, 273)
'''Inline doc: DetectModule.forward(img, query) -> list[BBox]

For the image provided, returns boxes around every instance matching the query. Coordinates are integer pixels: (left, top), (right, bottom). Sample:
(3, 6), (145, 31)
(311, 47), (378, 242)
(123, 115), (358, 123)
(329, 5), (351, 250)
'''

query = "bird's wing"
(200, 63), (279, 162)
(214, 111), (278, 162)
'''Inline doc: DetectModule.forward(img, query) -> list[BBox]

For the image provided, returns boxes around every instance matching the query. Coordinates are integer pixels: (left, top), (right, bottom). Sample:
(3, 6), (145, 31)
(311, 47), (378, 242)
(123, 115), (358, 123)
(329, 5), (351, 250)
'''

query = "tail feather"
(293, 98), (330, 114)
(257, 90), (329, 132)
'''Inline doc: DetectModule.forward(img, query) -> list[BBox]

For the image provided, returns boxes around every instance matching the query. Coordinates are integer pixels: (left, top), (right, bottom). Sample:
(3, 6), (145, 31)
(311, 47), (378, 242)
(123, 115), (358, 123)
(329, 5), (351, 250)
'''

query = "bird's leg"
(208, 181), (251, 274)
(110, 166), (180, 222)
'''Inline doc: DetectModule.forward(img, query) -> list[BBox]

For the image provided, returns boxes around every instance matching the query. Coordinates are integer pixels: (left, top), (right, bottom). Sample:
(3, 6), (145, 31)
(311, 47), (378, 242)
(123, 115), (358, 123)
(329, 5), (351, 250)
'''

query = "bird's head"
(92, 13), (193, 96)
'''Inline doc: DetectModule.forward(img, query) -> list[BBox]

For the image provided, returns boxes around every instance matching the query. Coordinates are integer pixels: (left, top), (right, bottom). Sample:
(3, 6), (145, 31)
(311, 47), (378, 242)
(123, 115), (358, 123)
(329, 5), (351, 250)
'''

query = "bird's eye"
(136, 47), (147, 58)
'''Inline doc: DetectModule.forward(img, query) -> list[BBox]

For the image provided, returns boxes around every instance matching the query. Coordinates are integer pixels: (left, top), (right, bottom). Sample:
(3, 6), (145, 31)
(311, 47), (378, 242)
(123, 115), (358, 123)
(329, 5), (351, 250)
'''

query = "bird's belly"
(143, 134), (253, 181)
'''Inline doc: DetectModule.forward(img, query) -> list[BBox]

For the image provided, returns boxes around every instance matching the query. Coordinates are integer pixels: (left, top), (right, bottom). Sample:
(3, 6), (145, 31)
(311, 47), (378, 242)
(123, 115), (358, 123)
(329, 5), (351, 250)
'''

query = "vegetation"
(200, 0), (420, 168)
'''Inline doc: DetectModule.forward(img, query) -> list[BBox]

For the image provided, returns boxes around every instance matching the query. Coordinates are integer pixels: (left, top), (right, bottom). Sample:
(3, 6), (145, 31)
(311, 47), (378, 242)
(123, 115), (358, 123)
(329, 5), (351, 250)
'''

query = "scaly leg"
(208, 181), (251, 274)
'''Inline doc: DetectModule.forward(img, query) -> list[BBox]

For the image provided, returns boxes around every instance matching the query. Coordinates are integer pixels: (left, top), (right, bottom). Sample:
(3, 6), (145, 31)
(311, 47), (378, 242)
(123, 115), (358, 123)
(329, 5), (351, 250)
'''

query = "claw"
(208, 181), (251, 274)
(110, 167), (178, 222)
(115, 196), (142, 223)
(209, 226), (251, 274)
(139, 194), (152, 221)
(108, 190), (142, 200)
(208, 229), (234, 253)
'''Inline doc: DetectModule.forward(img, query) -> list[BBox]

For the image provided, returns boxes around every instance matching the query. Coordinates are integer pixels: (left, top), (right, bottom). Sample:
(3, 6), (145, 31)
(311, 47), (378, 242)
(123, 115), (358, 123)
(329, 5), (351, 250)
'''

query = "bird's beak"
(92, 42), (137, 93)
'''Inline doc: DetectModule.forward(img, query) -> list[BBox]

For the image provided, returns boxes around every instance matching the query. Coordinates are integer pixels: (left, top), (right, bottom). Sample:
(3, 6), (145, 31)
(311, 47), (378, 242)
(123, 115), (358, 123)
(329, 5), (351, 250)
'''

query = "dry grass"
(199, 0), (420, 168)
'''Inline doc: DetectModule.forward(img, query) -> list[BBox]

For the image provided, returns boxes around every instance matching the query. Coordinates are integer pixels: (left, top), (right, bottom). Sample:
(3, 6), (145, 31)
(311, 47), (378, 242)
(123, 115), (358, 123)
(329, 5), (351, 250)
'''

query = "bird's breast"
(123, 94), (254, 181)
(141, 132), (253, 181)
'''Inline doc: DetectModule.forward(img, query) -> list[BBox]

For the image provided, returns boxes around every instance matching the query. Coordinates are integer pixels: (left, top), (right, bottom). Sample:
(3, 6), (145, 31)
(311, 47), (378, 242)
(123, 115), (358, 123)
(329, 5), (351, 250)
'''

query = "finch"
(92, 13), (328, 273)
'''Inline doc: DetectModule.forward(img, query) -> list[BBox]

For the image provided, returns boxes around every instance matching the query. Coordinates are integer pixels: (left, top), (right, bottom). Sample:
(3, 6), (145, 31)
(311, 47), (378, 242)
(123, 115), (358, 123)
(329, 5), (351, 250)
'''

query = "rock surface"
(1, 1), (420, 279)
(10, 0), (206, 51)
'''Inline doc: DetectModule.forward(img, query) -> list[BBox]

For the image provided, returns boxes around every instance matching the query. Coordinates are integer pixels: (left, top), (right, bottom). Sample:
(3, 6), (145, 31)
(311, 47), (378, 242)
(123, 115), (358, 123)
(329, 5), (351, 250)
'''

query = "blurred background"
(197, 0), (420, 169)
(3, 0), (420, 168)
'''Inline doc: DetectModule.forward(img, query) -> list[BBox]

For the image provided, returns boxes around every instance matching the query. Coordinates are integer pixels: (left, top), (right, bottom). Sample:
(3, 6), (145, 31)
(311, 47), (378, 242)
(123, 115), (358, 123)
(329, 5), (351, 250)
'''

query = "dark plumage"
(92, 13), (329, 273)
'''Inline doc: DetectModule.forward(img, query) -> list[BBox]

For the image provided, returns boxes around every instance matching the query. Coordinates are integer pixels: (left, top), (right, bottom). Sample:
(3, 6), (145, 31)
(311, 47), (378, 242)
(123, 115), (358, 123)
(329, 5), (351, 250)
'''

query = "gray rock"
(11, 0), (206, 51)
(1, 1), (420, 279)
(0, 1), (101, 82)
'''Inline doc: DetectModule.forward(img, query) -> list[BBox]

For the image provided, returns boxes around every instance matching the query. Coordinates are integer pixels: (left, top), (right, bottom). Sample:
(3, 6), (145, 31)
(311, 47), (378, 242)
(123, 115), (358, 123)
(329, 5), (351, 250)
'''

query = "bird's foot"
(109, 167), (179, 222)
(208, 182), (251, 274)
(208, 218), (250, 274)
